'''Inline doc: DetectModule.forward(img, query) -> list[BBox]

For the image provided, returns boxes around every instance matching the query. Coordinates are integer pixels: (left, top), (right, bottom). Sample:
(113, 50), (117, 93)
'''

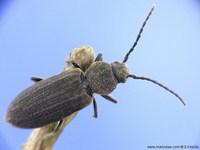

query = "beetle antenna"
(128, 74), (186, 106)
(123, 4), (155, 63)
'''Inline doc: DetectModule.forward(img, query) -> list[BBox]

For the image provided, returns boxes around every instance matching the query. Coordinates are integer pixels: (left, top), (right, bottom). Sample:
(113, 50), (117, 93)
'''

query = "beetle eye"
(120, 78), (126, 83)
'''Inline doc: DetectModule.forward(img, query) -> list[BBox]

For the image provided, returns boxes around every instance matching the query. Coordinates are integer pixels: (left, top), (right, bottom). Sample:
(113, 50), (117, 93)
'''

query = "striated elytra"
(6, 69), (92, 128)
(5, 5), (186, 130)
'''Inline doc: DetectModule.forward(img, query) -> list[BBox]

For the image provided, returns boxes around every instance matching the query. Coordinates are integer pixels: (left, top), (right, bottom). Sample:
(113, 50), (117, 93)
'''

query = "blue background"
(1, 0), (200, 150)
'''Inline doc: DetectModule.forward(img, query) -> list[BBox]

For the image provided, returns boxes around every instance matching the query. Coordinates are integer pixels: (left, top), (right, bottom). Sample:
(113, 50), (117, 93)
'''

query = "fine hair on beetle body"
(5, 5), (186, 133)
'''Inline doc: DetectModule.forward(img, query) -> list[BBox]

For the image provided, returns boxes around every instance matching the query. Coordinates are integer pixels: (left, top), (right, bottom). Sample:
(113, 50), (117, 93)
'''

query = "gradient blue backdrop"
(1, 0), (200, 150)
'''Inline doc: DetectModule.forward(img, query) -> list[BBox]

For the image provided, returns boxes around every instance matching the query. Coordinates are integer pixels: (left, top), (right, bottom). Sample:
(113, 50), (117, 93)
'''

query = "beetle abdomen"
(6, 69), (93, 128)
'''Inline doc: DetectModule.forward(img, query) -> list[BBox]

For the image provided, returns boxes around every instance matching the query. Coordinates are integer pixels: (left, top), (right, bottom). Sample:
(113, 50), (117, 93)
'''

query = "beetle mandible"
(5, 5), (186, 132)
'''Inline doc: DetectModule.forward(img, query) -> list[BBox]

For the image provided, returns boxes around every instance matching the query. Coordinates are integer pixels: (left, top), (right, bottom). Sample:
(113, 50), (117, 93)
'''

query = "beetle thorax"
(85, 61), (129, 95)
(85, 61), (118, 95)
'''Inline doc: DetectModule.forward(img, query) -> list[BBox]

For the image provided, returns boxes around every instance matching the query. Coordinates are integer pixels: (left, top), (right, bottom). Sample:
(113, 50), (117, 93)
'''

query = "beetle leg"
(92, 98), (98, 118)
(44, 120), (64, 138)
(53, 119), (63, 133)
(31, 77), (43, 82)
(101, 95), (118, 103)
(95, 53), (103, 61)
(69, 59), (83, 70)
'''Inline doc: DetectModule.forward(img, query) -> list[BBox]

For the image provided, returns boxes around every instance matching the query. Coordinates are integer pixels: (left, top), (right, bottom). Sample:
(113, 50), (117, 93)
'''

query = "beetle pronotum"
(5, 5), (185, 133)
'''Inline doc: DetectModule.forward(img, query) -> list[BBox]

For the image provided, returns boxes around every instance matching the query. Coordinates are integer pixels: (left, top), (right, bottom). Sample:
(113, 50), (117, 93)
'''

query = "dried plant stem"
(22, 112), (78, 150)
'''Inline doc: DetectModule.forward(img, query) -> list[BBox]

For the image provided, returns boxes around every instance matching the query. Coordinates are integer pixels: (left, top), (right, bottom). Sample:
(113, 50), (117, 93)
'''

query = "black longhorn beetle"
(5, 5), (186, 133)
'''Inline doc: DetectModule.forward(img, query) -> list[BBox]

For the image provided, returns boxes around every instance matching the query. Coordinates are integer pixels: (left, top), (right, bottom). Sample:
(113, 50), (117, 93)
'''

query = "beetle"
(5, 5), (186, 132)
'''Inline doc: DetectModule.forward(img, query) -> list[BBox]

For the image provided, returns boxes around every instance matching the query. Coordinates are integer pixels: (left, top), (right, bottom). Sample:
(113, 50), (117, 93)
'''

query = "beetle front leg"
(95, 53), (103, 61)
(68, 59), (83, 70)
(101, 95), (118, 103)
(92, 98), (98, 118)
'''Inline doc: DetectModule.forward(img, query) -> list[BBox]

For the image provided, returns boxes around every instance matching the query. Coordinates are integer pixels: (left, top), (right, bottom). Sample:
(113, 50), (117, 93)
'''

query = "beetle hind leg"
(53, 120), (63, 133)
(43, 120), (64, 139)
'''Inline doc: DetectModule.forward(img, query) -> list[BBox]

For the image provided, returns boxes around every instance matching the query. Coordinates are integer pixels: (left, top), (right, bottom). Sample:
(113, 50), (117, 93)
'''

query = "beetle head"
(111, 61), (129, 83)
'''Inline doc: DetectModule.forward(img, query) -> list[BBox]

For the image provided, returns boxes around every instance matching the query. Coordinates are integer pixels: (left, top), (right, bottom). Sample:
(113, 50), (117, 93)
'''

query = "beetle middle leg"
(92, 98), (98, 118)
(101, 95), (118, 103)
(92, 95), (117, 118)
